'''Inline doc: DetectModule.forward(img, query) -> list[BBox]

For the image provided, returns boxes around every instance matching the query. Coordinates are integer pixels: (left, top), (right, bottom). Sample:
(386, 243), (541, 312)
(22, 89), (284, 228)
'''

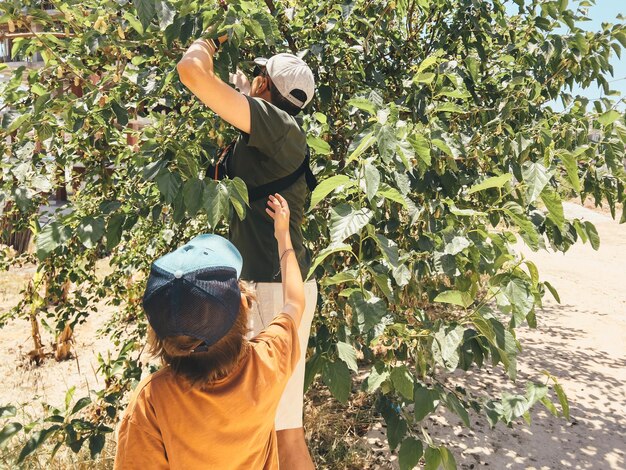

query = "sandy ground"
(366, 202), (626, 469)
(1, 201), (625, 469)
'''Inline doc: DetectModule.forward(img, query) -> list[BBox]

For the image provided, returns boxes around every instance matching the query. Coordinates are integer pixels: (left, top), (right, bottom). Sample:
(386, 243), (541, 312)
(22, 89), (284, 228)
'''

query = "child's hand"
(266, 193), (290, 238)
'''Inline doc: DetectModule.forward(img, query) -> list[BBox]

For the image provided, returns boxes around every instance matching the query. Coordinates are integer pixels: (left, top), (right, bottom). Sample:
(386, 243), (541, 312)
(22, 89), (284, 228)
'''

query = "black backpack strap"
(248, 146), (317, 202)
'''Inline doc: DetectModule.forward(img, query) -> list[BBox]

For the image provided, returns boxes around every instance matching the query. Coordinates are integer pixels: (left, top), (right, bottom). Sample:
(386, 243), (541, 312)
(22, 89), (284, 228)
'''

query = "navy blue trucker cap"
(142, 234), (243, 352)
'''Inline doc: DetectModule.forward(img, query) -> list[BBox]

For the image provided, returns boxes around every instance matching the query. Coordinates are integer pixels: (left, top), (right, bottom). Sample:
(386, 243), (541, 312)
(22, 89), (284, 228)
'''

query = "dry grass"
(304, 381), (382, 469)
(0, 437), (115, 470)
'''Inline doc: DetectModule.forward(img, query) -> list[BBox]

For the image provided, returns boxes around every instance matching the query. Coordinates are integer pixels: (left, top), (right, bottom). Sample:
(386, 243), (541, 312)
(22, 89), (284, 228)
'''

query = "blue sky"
(507, 1), (626, 109)
(568, 2), (626, 104)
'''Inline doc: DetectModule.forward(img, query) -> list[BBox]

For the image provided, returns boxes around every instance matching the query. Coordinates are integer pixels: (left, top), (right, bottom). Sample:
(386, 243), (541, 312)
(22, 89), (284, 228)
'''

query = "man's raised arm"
(176, 37), (251, 134)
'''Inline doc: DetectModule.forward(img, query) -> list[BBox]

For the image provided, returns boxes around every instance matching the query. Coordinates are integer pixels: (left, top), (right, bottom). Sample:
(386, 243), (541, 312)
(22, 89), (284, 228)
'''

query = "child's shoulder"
(126, 367), (174, 407)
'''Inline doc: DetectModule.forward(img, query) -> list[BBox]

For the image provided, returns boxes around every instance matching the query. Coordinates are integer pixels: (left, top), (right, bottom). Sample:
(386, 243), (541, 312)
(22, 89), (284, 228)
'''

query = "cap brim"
(253, 57), (268, 67)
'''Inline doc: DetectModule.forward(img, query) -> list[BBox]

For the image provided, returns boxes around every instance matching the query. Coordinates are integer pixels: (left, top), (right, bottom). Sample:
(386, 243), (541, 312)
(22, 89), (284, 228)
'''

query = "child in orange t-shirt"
(114, 194), (305, 469)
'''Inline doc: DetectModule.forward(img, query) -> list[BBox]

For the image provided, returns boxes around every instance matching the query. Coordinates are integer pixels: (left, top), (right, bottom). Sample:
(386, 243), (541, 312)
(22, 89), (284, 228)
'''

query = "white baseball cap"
(256, 53), (315, 109)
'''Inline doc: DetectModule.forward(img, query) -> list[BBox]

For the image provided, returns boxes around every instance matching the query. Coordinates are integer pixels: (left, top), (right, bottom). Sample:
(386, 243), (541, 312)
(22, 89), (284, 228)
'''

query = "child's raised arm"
(265, 193), (305, 326)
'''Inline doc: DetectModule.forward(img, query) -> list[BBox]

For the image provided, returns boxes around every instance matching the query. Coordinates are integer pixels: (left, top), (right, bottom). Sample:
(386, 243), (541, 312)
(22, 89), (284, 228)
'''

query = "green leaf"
(557, 150), (581, 192)
(374, 233), (400, 268)
(134, 0), (156, 29)
(183, 178), (205, 217)
(307, 244), (352, 280)
(502, 202), (540, 250)
(434, 290), (473, 308)
(467, 174), (513, 194)
(89, 433), (105, 458)
(432, 324), (465, 371)
(36, 223), (71, 261)
(503, 277), (535, 318)
(106, 213), (126, 250)
(111, 101), (128, 127)
(414, 385), (439, 421)
(203, 181), (230, 228)
(176, 151), (200, 181)
(541, 396), (559, 417)
(309, 175), (355, 210)
(123, 11), (144, 34)
(71, 397), (92, 415)
(440, 446), (458, 470)
(431, 138), (453, 157)
(583, 221), (600, 250)
(364, 366), (389, 393)
(6, 112), (31, 133)
(364, 163), (380, 201)
(155, 0), (176, 30)
(524, 260), (540, 288)
(597, 110), (621, 126)
(409, 134), (431, 166)
(390, 365), (414, 400)
(0, 406), (16, 419)
(227, 178), (249, 221)
(349, 292), (387, 334)
(322, 360), (352, 403)
(501, 394), (528, 422)
(399, 437), (423, 470)
(65, 387), (76, 410)
(306, 135), (331, 155)
(348, 97), (377, 115)
(156, 171), (182, 204)
(424, 446), (442, 470)
(383, 410), (407, 451)
(336, 341), (358, 372)
(443, 236), (470, 255)
(434, 103), (465, 114)
(540, 187), (565, 229)
(554, 383), (570, 419)
(329, 204), (372, 243)
(0, 423), (22, 447)
(77, 217), (106, 249)
(616, 31), (626, 48)
(417, 55), (439, 72)
(18, 428), (54, 463)
(522, 162), (551, 204)
(413, 72), (436, 84)
(304, 353), (325, 391)
(444, 392), (470, 427)
(526, 382), (548, 407)
(543, 280), (561, 303)
(346, 132), (377, 163)
(376, 184), (408, 207)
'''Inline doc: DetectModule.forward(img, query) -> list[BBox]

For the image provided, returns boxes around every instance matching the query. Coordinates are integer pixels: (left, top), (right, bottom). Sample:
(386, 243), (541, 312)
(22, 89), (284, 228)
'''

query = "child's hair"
(148, 280), (255, 388)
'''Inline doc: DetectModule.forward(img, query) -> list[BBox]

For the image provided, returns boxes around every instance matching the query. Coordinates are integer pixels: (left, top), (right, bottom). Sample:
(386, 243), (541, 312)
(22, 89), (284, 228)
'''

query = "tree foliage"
(1, 0), (625, 467)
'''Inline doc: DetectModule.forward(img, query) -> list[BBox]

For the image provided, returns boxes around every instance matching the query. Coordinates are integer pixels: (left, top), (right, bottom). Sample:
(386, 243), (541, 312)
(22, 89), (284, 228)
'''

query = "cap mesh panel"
(143, 265), (240, 346)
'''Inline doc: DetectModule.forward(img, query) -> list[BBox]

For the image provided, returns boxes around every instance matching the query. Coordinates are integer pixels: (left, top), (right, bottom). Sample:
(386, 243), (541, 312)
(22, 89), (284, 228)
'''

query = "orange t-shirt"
(114, 314), (299, 470)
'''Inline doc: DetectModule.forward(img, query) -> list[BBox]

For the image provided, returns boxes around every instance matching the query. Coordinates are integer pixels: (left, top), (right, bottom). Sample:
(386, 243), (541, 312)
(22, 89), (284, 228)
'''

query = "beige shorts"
(248, 279), (317, 430)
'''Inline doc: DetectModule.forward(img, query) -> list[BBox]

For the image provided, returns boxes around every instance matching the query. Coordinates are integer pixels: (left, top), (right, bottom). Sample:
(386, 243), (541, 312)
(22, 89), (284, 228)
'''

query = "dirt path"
(365, 202), (626, 469)
(423, 202), (626, 469)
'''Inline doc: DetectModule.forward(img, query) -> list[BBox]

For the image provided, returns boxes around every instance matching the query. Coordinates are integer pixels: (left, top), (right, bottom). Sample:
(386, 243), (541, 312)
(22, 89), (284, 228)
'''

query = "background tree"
(0, 0), (625, 467)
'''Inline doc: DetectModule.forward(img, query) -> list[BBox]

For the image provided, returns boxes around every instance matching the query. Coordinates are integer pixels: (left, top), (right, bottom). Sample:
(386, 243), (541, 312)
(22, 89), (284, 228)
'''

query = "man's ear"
(256, 76), (270, 94)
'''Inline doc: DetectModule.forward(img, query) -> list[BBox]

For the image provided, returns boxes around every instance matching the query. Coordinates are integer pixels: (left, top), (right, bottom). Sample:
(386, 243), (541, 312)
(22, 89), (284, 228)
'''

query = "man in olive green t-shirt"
(177, 36), (317, 470)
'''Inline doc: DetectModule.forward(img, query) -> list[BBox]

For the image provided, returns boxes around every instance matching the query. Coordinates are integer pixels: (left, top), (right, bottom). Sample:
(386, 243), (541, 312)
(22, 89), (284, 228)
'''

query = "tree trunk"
(54, 324), (74, 362)
(26, 281), (46, 364)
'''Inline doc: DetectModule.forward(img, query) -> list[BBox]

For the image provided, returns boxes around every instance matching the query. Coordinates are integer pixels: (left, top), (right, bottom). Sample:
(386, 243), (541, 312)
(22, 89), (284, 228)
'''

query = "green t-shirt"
(228, 96), (311, 282)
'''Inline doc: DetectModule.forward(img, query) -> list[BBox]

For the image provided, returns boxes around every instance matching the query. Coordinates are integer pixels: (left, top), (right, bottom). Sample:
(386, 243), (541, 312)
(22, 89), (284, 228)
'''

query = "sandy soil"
(366, 202), (626, 469)
(1, 201), (625, 469)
